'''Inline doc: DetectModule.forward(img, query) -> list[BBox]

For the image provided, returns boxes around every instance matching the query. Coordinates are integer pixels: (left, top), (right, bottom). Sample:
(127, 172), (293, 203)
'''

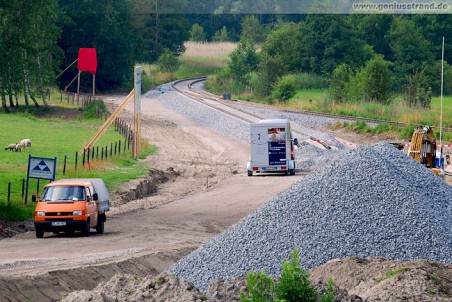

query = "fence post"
(82, 149), (85, 167)
(75, 151), (78, 170)
(101, 147), (104, 160)
(96, 146), (99, 159)
(87, 147), (90, 163)
(36, 179), (40, 196)
(7, 182), (11, 205)
(115, 142), (117, 155)
(119, 140), (121, 155)
(110, 143), (113, 158)
(22, 178), (25, 200)
(92, 147), (95, 160)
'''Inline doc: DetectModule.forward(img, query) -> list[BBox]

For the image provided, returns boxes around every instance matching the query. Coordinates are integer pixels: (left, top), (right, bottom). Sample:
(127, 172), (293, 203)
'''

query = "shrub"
(239, 248), (334, 302)
(84, 100), (108, 119)
(404, 69), (432, 109)
(272, 74), (298, 102)
(157, 49), (180, 73)
(361, 55), (393, 104)
(297, 73), (329, 90)
(329, 64), (352, 102)
(275, 249), (316, 302)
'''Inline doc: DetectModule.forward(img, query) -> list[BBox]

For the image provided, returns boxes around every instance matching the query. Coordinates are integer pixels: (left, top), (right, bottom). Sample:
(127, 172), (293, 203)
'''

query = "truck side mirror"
(32, 195), (37, 202)
(92, 193), (98, 201)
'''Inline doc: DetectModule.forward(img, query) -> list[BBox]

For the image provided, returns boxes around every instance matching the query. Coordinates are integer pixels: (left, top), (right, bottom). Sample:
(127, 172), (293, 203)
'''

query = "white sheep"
(19, 138), (32, 149)
(14, 143), (21, 152)
(5, 144), (16, 151)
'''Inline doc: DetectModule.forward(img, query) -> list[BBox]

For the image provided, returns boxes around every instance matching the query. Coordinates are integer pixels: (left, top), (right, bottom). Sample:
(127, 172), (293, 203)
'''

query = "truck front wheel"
(81, 221), (90, 237)
(96, 215), (105, 234)
(35, 227), (44, 238)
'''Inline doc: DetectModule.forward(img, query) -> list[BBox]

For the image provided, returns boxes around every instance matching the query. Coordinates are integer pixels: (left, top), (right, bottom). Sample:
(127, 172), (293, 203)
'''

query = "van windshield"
(40, 186), (86, 202)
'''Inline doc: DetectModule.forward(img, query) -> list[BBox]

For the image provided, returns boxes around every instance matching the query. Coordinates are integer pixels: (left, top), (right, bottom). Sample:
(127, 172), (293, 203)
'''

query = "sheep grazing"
(5, 144), (16, 151)
(19, 138), (32, 150)
(14, 143), (21, 152)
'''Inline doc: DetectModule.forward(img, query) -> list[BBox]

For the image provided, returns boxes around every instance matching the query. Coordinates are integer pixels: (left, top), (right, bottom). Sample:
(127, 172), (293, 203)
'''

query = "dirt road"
(0, 95), (304, 301)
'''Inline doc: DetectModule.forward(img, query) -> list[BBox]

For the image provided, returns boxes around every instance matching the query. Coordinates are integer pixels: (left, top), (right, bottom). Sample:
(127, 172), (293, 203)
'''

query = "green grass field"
(0, 106), (155, 220)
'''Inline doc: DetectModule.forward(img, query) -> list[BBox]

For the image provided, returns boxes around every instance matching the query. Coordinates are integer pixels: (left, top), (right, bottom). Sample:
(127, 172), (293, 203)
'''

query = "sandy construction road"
(0, 95), (303, 301)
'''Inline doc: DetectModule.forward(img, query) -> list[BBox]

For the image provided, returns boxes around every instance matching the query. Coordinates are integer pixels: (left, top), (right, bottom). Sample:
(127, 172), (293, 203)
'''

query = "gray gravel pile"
(168, 142), (452, 291)
(296, 144), (342, 171)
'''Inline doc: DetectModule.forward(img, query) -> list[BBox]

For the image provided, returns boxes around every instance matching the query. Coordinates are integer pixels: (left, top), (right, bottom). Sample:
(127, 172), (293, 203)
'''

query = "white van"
(247, 119), (297, 176)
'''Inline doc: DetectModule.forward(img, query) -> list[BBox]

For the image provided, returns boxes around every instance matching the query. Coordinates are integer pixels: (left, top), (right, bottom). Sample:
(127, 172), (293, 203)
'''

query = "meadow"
(0, 102), (155, 220)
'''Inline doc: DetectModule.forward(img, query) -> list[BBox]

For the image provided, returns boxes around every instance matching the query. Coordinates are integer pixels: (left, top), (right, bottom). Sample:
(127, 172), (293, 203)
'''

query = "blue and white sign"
(27, 155), (56, 180)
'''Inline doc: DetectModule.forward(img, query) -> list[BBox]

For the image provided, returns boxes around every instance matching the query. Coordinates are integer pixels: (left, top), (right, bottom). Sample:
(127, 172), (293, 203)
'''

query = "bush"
(297, 73), (329, 90)
(272, 74), (298, 102)
(157, 49), (180, 73)
(275, 249), (316, 302)
(239, 248), (334, 302)
(404, 69), (432, 109)
(329, 64), (352, 102)
(84, 100), (108, 119)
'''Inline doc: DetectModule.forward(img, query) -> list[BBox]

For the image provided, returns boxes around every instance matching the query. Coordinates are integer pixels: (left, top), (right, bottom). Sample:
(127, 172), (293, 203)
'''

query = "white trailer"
(247, 119), (297, 176)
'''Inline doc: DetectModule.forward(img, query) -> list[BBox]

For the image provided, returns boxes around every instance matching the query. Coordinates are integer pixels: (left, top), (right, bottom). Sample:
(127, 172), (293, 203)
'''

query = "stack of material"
(168, 142), (452, 291)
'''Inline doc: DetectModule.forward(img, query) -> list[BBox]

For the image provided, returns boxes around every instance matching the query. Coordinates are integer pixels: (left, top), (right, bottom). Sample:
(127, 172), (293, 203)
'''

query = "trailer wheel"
(247, 170), (253, 177)
(35, 227), (44, 238)
(81, 221), (90, 237)
(96, 215), (105, 234)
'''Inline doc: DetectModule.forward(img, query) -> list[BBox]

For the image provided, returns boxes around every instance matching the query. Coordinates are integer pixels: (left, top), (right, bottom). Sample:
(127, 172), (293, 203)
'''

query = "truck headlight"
(73, 210), (83, 216)
(36, 211), (45, 216)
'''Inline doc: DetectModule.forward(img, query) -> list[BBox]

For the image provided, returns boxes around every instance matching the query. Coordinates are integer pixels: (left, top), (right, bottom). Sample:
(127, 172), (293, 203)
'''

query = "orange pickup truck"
(32, 178), (110, 238)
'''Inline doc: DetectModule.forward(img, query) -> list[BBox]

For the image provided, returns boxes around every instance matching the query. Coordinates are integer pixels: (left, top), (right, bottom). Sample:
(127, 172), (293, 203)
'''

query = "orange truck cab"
(32, 178), (110, 238)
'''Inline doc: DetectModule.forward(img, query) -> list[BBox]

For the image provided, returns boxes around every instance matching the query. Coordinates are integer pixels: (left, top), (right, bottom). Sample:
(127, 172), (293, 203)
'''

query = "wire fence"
(2, 117), (136, 205)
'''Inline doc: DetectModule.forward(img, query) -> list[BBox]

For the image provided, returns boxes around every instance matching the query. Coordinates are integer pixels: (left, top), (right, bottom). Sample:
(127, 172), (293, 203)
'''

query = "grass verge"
(0, 102), (156, 221)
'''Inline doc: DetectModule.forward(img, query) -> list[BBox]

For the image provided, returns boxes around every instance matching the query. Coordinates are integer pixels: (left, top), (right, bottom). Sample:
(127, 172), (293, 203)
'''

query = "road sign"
(28, 156), (56, 180)
(25, 155), (57, 203)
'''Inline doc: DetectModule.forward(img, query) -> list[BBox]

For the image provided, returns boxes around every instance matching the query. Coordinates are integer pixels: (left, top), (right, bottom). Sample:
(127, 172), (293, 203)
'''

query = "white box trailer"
(247, 119), (297, 176)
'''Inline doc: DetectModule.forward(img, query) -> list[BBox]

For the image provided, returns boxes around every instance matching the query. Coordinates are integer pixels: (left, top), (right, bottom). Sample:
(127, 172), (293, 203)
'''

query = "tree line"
(0, 0), (189, 112)
(206, 14), (452, 108)
(1, 0), (451, 112)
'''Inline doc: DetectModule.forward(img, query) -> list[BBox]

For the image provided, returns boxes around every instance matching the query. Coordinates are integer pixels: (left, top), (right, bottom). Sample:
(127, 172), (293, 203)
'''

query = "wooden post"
(93, 74), (96, 98)
(7, 182), (11, 204)
(63, 155), (67, 175)
(22, 178), (25, 199)
(76, 70), (81, 104)
(75, 152), (78, 170)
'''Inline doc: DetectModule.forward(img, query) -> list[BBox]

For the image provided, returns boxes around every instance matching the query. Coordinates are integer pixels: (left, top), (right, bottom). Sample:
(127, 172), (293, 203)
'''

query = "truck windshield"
(40, 186), (86, 202)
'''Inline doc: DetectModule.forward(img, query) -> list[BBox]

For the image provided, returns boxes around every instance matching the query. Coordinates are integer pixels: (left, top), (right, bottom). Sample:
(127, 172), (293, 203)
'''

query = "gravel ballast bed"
(168, 142), (452, 291)
(148, 89), (250, 144)
(145, 87), (347, 171)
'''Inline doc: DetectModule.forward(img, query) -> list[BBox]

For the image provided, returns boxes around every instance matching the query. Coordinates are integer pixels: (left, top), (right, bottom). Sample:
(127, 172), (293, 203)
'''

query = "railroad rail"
(176, 76), (452, 133)
(172, 77), (332, 150)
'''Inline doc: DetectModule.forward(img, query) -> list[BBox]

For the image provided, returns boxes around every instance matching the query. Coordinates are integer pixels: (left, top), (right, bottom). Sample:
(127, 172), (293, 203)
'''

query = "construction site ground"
(0, 95), (451, 301)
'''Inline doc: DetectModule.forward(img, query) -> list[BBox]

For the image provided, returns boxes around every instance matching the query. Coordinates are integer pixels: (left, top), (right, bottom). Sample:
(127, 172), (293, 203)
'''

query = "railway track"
(174, 76), (452, 133)
(171, 77), (332, 150)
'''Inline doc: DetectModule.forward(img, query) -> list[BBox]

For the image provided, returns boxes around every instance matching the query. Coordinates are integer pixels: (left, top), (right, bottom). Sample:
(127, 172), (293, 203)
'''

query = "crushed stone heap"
(168, 142), (452, 291)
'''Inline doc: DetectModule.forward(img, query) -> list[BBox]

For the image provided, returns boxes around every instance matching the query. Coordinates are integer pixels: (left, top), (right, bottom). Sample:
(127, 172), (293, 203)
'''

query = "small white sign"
(134, 66), (141, 114)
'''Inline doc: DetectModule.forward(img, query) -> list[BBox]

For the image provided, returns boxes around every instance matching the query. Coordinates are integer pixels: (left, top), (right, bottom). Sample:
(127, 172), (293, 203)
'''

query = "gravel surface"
(168, 142), (452, 291)
(145, 88), (250, 144)
(144, 85), (348, 172)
